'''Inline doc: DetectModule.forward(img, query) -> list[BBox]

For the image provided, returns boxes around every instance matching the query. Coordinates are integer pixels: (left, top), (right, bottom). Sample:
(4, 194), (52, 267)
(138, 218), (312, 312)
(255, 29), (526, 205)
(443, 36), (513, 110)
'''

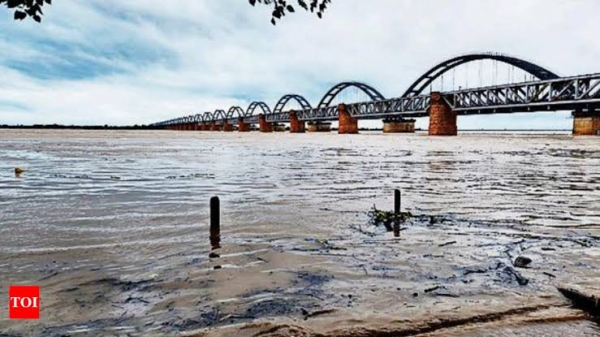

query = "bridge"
(152, 53), (600, 136)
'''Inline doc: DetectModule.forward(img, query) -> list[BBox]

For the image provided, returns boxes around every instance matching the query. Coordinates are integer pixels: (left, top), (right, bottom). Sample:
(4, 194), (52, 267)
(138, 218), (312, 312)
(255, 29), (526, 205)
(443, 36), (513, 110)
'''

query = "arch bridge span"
(154, 52), (600, 136)
(401, 53), (560, 98)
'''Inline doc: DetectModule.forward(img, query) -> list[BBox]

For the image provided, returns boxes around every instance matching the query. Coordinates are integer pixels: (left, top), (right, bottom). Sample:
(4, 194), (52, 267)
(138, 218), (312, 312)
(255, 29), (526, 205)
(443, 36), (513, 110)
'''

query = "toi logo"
(9, 286), (40, 320)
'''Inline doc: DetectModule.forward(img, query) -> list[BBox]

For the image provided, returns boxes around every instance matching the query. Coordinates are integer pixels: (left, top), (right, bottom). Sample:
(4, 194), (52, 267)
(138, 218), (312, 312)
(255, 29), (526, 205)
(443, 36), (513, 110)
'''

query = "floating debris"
(513, 256), (532, 268)
(439, 241), (457, 247)
(367, 205), (412, 232)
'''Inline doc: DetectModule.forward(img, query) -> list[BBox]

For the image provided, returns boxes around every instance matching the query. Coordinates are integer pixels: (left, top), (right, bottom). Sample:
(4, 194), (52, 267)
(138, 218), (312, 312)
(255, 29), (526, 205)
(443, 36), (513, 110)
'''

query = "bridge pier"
(210, 121), (221, 131)
(428, 92), (457, 136)
(199, 123), (209, 131)
(307, 121), (331, 132)
(338, 103), (358, 134)
(259, 114), (273, 133)
(289, 110), (305, 133)
(572, 109), (600, 135)
(383, 117), (416, 133)
(223, 121), (234, 132)
(237, 118), (251, 132)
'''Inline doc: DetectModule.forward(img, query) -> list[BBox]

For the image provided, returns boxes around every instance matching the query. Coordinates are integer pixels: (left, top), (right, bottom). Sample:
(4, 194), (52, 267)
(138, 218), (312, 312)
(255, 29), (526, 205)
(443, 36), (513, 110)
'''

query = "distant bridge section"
(154, 53), (600, 136)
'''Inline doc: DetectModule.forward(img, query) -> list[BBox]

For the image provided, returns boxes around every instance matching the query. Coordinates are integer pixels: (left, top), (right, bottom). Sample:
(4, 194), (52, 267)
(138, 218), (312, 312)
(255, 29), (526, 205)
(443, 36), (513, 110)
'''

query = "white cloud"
(0, 0), (598, 128)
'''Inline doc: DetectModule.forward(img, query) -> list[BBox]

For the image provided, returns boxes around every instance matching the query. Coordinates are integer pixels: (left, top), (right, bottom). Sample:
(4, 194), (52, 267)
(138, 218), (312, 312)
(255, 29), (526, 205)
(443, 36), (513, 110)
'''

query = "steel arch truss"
(317, 82), (385, 108)
(246, 101), (272, 116)
(402, 53), (560, 97)
(202, 112), (214, 122)
(227, 106), (246, 118)
(213, 109), (227, 122)
(273, 94), (312, 114)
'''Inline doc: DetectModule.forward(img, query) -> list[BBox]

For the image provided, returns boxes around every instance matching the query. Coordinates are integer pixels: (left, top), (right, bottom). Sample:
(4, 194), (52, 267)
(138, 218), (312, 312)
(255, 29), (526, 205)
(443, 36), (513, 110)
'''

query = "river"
(0, 129), (599, 336)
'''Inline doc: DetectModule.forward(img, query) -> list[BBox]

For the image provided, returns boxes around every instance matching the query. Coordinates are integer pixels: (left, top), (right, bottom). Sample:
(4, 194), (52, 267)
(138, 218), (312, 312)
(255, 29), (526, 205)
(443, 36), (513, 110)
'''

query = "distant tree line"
(0, 124), (163, 130)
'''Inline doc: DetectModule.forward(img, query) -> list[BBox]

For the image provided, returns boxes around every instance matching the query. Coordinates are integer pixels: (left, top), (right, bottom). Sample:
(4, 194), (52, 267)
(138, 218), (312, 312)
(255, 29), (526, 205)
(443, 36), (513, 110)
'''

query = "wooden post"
(210, 196), (221, 249)
(393, 189), (401, 237)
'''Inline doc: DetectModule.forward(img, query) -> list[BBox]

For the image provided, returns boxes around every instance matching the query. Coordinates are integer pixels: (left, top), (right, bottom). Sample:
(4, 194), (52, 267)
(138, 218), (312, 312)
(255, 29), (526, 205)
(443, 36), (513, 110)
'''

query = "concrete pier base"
(289, 110), (306, 133)
(259, 114), (273, 133)
(237, 118), (251, 132)
(573, 109), (600, 135)
(429, 92), (457, 136)
(223, 122), (234, 132)
(307, 122), (332, 132)
(383, 118), (416, 133)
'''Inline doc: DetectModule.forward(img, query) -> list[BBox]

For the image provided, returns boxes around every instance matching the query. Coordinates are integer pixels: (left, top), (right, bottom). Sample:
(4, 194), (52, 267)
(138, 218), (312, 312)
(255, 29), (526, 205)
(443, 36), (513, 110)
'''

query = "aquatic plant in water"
(367, 205), (412, 232)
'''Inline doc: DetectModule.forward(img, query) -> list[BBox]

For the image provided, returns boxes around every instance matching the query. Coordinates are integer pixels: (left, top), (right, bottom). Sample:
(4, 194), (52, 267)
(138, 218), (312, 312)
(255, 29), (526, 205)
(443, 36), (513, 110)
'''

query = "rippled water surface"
(0, 129), (599, 337)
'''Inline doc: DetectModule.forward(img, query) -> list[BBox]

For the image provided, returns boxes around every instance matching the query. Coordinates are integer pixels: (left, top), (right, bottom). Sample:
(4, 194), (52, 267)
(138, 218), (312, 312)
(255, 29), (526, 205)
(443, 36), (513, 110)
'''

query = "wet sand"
(0, 130), (599, 336)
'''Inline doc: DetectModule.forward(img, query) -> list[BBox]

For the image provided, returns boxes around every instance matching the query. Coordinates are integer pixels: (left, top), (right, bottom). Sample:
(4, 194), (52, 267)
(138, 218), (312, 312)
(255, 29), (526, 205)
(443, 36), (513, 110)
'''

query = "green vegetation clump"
(367, 205), (412, 232)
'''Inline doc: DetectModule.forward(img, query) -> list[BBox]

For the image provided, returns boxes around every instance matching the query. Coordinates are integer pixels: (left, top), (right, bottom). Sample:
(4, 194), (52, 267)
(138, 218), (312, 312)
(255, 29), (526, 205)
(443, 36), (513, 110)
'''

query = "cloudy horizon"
(1, 0), (599, 129)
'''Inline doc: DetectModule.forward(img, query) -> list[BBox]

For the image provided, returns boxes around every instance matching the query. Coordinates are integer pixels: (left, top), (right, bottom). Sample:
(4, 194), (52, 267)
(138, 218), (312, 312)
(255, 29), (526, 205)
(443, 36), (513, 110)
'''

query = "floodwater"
(0, 129), (599, 337)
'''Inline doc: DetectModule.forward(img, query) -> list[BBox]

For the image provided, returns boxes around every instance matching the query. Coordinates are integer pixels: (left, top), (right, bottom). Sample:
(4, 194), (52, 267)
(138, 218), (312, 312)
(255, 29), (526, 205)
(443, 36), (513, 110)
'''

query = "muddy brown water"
(0, 129), (599, 337)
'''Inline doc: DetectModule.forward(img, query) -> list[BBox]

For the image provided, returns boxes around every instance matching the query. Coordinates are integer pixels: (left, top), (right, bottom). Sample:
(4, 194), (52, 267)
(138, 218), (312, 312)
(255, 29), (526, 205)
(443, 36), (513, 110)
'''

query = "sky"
(1, 0), (599, 129)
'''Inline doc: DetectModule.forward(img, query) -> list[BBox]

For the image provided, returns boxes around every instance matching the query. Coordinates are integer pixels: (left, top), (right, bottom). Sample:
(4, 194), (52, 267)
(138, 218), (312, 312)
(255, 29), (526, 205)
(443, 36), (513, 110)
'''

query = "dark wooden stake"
(393, 189), (401, 237)
(557, 287), (600, 316)
(210, 196), (221, 249)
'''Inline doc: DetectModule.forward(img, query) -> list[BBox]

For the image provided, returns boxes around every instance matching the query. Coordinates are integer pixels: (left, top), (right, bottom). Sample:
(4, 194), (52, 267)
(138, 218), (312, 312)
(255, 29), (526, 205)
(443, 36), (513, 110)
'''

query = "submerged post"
(393, 189), (401, 237)
(210, 196), (221, 249)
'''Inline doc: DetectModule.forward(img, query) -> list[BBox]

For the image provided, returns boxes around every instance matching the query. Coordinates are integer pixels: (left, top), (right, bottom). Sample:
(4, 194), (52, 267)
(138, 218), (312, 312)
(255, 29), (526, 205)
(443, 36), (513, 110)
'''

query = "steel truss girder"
(266, 95), (431, 122)
(445, 73), (600, 112)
